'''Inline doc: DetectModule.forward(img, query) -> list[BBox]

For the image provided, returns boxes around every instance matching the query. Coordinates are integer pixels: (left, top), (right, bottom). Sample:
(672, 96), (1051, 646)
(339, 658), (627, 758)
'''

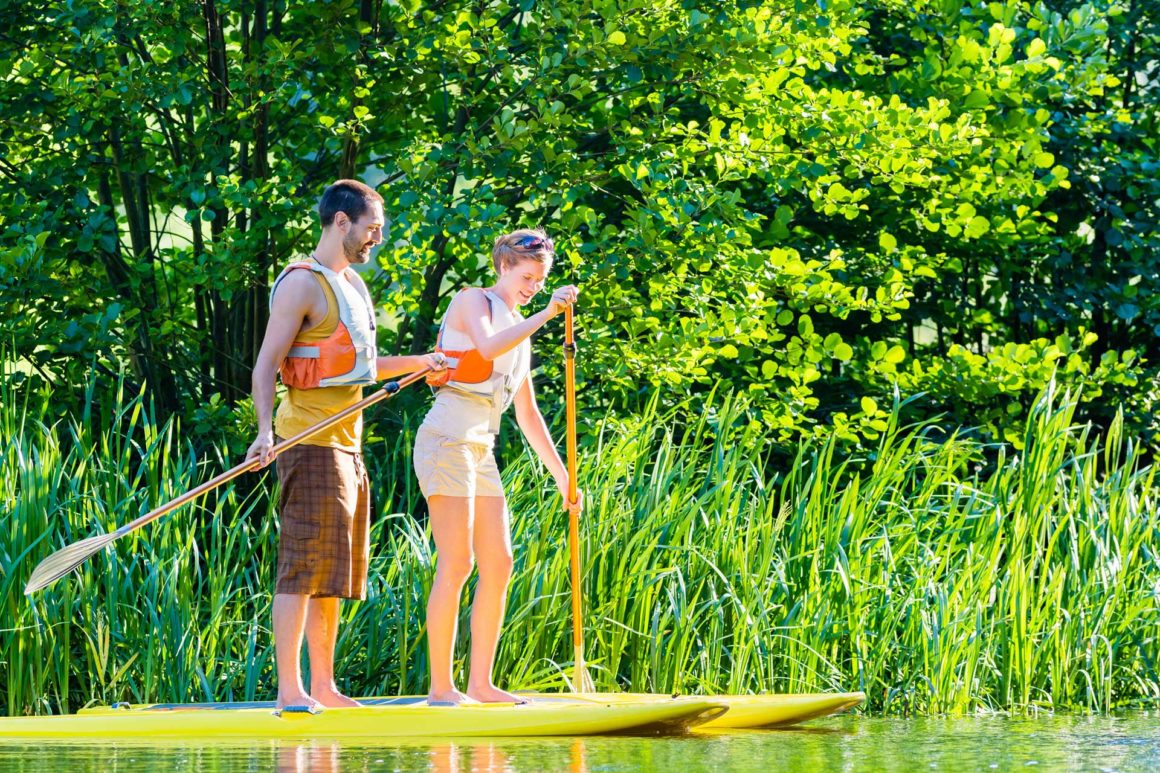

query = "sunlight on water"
(0, 715), (1156, 772)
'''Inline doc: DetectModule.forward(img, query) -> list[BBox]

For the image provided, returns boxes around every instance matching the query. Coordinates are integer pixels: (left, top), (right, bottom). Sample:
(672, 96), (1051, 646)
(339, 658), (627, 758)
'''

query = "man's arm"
(376, 353), (445, 379)
(246, 272), (316, 467)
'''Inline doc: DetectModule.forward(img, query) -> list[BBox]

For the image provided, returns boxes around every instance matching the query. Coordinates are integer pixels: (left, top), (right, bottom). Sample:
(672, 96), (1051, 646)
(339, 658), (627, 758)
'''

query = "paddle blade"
(24, 532), (118, 595)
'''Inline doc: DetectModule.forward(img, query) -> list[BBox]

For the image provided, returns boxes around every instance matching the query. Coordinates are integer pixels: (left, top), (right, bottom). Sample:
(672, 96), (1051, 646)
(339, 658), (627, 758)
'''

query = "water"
(0, 715), (1157, 772)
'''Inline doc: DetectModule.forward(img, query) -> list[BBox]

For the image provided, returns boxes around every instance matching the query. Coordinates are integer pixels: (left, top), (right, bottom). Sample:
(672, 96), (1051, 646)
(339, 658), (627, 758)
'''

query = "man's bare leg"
(466, 496), (524, 703)
(426, 494), (477, 705)
(273, 593), (318, 710)
(305, 596), (361, 707)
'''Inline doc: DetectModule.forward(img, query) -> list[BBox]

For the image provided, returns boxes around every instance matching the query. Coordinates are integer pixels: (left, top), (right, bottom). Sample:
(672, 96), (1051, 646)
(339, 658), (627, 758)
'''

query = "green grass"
(1, 376), (1156, 715)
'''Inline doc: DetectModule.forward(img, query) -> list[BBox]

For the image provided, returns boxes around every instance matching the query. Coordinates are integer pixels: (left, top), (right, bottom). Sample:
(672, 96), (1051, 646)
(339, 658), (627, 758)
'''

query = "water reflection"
(0, 716), (1156, 772)
(272, 739), (583, 773)
(276, 742), (340, 773)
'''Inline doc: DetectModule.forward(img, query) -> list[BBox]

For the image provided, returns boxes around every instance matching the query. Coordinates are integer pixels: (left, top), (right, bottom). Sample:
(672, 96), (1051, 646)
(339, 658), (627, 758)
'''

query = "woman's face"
(500, 257), (550, 306)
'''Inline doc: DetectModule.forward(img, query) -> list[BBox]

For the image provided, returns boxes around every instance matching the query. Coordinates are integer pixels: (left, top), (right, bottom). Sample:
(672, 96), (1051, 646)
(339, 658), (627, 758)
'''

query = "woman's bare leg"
(426, 494), (477, 704)
(465, 495), (523, 703)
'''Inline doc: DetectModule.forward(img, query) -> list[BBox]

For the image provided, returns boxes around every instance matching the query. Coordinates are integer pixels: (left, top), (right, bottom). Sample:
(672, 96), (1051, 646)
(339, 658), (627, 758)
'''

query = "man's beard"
(343, 233), (373, 264)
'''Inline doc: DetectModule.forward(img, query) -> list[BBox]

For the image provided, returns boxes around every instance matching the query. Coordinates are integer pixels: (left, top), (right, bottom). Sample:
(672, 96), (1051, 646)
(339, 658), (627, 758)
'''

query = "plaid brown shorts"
(274, 441), (370, 600)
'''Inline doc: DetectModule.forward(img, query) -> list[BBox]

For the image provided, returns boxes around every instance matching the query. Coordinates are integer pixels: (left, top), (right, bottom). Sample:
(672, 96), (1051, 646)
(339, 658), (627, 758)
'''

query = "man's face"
(342, 202), (385, 264)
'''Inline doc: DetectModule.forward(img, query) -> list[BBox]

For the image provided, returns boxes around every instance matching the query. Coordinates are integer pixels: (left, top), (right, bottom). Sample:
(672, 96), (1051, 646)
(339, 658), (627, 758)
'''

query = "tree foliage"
(0, 0), (1155, 450)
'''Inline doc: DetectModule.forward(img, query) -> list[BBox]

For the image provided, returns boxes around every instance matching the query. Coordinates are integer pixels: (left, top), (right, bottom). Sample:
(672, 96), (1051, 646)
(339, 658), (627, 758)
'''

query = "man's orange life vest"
(271, 260), (378, 389)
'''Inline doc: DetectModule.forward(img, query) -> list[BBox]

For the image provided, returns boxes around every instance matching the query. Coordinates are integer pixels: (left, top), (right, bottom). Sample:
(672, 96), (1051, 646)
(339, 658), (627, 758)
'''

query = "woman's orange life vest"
(426, 291), (528, 405)
(427, 292), (501, 388)
(426, 289), (532, 436)
(427, 341), (494, 388)
(271, 261), (378, 390)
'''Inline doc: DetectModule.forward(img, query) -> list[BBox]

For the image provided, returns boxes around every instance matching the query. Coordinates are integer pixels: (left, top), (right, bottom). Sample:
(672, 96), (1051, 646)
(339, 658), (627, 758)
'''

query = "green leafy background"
(1, 0), (1156, 454)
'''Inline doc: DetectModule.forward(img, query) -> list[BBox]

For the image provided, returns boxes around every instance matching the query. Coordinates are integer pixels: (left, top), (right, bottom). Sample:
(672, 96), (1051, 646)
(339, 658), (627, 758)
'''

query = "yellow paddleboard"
(526, 692), (866, 729)
(0, 696), (724, 739)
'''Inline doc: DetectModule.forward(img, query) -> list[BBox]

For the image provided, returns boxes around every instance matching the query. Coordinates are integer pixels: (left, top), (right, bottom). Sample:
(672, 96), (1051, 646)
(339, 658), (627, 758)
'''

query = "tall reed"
(1, 375), (1156, 715)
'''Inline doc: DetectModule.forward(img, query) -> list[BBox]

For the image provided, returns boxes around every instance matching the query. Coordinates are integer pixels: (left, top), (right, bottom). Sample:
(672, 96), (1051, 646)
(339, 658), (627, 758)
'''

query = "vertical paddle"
(563, 305), (596, 692)
(23, 368), (432, 595)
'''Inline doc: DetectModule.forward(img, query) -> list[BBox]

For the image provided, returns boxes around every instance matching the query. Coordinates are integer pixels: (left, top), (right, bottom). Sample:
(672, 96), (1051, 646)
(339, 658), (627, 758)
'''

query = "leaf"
(1027, 38), (1046, 58)
(1115, 303), (1139, 322)
(966, 216), (990, 238)
(834, 343), (854, 361)
(879, 232), (897, 251)
(607, 30), (627, 46)
(963, 90), (989, 108)
(884, 345), (906, 364)
(860, 396), (878, 414)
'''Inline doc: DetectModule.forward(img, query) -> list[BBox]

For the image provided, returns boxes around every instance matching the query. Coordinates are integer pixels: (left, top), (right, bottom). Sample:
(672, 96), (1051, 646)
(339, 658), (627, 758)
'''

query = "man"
(247, 179), (443, 710)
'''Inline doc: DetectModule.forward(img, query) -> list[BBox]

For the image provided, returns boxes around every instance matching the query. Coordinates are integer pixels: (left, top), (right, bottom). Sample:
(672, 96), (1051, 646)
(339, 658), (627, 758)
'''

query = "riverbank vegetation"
(2, 378), (1155, 715)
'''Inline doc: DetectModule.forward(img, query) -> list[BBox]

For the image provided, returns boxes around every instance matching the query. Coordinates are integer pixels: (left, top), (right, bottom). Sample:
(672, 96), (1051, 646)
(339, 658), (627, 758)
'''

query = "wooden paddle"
(563, 305), (596, 692)
(23, 368), (432, 595)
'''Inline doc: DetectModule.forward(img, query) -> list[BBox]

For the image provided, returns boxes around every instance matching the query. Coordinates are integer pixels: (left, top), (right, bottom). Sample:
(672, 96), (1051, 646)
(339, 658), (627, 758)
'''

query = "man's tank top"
(274, 270), (365, 451)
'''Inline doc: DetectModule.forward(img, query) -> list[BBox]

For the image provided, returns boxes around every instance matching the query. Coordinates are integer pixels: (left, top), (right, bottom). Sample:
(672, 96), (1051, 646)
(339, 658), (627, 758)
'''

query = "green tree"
(0, 0), (1154, 451)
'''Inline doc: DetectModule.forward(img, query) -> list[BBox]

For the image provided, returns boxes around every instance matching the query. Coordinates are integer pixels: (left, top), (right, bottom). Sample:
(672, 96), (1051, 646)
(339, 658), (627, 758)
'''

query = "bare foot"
(311, 686), (361, 708)
(466, 684), (529, 704)
(428, 688), (477, 706)
(274, 691), (320, 711)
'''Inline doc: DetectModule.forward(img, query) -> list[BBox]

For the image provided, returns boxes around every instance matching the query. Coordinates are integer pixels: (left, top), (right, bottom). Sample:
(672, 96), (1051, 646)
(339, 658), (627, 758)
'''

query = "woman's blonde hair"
(492, 228), (555, 272)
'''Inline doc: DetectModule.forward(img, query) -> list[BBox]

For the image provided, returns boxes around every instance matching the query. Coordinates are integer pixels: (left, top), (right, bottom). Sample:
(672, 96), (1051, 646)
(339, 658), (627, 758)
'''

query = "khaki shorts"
(413, 427), (504, 499)
(274, 441), (371, 600)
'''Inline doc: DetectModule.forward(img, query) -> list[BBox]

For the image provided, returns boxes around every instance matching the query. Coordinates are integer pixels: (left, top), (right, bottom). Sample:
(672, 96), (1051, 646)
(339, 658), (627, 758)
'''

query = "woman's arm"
(513, 375), (583, 512)
(452, 287), (577, 361)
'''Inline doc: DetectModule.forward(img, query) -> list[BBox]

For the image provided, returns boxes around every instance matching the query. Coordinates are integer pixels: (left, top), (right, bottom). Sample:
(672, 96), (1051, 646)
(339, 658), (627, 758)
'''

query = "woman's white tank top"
(419, 290), (531, 445)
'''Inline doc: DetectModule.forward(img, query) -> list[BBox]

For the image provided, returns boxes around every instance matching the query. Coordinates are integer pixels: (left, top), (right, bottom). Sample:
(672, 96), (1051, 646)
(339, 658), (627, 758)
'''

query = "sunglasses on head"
(513, 234), (552, 252)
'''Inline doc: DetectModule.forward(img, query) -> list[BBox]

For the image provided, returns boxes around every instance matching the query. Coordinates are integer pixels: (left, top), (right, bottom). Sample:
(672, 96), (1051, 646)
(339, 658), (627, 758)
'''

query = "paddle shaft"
(111, 368), (431, 540)
(564, 307), (583, 652)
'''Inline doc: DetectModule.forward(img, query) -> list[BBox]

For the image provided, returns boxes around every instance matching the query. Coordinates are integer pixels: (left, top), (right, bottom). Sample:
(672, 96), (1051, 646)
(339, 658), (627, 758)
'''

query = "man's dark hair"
(318, 179), (384, 227)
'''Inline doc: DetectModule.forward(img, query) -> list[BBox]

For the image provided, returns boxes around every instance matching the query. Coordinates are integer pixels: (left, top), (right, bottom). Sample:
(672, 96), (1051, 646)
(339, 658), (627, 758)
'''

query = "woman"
(413, 228), (582, 705)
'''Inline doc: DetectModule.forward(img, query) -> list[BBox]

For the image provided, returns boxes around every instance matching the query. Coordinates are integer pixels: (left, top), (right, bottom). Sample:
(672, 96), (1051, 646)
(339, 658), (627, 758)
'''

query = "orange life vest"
(427, 332), (494, 388)
(271, 261), (378, 389)
(428, 291), (505, 387)
(426, 290), (530, 418)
